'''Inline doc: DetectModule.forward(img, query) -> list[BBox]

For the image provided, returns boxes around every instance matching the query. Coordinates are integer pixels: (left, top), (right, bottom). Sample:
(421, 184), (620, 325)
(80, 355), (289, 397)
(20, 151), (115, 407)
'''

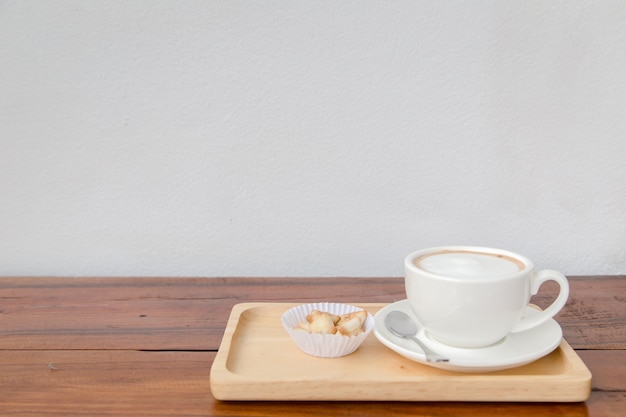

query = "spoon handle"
(409, 335), (449, 363)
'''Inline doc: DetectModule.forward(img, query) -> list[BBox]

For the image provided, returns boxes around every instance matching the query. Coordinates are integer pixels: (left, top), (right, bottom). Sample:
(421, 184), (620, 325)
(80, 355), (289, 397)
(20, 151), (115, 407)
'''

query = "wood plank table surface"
(0, 276), (624, 416)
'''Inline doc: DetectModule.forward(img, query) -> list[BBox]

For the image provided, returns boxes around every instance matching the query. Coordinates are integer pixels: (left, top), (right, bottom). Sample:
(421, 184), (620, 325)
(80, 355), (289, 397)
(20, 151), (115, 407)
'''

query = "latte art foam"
(413, 250), (525, 279)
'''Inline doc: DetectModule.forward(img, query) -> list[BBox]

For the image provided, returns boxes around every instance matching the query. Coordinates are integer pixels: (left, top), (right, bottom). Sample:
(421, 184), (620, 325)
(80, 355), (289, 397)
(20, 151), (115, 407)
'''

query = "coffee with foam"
(405, 246), (569, 348)
(413, 249), (525, 279)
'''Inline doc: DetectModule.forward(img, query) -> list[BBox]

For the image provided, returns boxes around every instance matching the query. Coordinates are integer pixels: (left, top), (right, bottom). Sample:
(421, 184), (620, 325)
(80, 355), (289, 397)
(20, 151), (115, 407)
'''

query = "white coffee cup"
(404, 246), (569, 349)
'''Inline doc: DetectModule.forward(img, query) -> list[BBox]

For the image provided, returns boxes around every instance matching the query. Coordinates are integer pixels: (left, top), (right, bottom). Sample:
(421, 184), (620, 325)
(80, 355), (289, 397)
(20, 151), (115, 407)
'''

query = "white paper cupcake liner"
(281, 302), (375, 358)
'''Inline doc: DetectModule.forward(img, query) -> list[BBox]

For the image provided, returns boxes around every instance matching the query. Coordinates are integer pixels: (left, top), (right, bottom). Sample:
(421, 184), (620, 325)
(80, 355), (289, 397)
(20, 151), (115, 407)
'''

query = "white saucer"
(374, 300), (563, 373)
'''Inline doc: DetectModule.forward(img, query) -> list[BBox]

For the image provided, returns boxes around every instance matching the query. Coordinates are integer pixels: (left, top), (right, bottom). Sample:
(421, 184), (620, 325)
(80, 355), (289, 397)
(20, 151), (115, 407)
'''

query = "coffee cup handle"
(510, 269), (569, 334)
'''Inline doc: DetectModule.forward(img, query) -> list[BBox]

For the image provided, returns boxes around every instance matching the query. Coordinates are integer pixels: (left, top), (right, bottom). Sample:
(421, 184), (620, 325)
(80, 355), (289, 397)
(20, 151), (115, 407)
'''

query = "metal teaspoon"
(385, 310), (449, 363)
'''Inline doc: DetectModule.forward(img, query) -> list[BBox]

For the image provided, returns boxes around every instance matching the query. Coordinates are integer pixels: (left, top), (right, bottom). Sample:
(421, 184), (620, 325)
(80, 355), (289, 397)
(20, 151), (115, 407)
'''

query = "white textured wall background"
(1, 1), (625, 277)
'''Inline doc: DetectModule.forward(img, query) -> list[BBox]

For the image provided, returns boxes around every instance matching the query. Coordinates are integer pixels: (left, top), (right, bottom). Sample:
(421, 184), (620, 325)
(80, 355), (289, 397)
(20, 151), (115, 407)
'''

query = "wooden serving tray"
(210, 303), (592, 402)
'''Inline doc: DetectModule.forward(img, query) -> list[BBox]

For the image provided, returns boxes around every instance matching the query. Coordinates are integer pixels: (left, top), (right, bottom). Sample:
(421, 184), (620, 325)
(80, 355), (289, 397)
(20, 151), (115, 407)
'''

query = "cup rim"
(404, 246), (534, 282)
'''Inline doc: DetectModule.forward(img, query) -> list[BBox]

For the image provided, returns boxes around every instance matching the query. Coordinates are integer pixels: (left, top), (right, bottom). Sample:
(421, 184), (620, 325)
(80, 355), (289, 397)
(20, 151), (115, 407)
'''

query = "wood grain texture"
(0, 276), (624, 416)
(0, 350), (622, 417)
(0, 350), (211, 416)
(210, 393), (626, 417)
(0, 277), (404, 350)
(1, 276), (624, 350)
(210, 302), (591, 402)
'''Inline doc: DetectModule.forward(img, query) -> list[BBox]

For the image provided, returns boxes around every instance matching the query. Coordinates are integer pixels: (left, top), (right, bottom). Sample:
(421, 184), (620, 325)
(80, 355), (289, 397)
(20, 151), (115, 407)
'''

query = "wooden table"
(0, 276), (624, 416)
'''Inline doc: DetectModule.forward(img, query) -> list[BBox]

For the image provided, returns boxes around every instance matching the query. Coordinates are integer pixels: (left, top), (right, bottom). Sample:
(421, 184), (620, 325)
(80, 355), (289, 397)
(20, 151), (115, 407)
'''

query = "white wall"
(1, 1), (625, 277)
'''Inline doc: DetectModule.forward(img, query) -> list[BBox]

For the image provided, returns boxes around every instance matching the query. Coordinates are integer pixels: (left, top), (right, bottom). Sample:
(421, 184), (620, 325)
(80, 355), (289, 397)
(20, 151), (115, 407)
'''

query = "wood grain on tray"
(210, 303), (591, 402)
